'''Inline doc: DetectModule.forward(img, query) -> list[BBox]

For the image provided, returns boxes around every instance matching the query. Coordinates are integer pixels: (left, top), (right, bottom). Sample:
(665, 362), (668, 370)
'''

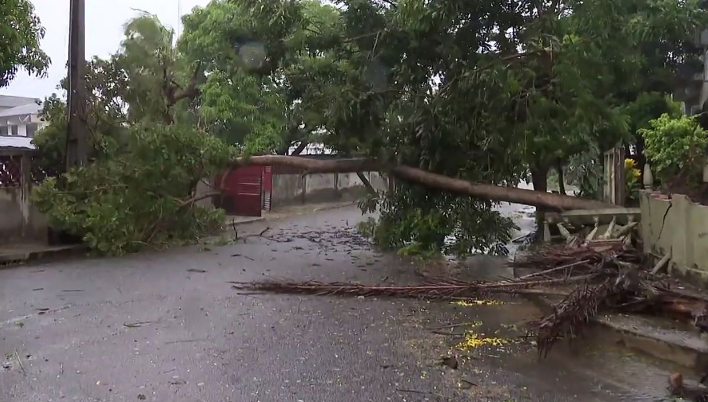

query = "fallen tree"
(230, 155), (614, 211)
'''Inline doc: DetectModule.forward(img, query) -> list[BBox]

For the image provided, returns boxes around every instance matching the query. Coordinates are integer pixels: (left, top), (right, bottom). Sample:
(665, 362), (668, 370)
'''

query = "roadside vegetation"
(2, 0), (708, 255)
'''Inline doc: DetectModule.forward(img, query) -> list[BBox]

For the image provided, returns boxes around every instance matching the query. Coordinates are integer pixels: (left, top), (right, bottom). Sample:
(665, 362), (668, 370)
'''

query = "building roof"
(0, 136), (35, 150)
(0, 95), (40, 109)
(0, 102), (43, 118)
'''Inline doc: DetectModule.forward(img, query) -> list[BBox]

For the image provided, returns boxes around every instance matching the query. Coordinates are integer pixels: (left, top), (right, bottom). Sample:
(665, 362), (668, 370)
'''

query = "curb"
(0, 245), (87, 269)
(595, 314), (708, 370)
(530, 294), (708, 370)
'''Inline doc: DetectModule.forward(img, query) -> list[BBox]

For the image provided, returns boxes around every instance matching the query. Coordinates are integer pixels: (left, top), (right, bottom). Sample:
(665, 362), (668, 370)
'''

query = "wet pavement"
(0, 205), (683, 401)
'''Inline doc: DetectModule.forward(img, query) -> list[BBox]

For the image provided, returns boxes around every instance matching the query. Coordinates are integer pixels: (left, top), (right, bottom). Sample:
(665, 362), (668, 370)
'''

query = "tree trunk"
(356, 172), (376, 195)
(556, 158), (566, 196)
(230, 156), (613, 211)
(530, 165), (550, 235)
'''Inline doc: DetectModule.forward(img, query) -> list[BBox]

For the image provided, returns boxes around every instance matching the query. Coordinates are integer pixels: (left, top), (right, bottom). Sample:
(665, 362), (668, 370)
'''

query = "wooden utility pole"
(65, 0), (88, 171)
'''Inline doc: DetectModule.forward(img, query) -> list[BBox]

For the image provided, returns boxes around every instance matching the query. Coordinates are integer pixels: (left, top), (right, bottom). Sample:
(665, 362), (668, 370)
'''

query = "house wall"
(0, 153), (47, 244)
(640, 192), (708, 282)
(0, 114), (47, 137)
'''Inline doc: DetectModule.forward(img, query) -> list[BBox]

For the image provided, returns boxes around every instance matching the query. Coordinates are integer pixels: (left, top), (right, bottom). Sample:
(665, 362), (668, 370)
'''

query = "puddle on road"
(427, 293), (687, 402)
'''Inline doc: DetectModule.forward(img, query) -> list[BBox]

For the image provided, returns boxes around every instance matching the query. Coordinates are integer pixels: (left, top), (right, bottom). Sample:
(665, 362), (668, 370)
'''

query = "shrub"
(33, 124), (235, 255)
(640, 113), (707, 186)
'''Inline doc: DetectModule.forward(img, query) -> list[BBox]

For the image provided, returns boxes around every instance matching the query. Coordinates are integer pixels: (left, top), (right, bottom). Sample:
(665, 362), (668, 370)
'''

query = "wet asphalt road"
(0, 206), (678, 401)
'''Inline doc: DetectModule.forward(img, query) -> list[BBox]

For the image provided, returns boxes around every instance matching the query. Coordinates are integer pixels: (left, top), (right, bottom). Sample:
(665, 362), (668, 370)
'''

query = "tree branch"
(167, 61), (202, 107)
(290, 141), (309, 156)
(179, 190), (221, 207)
(357, 171), (377, 195)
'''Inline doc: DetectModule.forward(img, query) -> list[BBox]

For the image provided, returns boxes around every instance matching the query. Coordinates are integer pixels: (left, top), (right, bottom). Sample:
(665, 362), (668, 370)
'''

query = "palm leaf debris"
(232, 242), (708, 358)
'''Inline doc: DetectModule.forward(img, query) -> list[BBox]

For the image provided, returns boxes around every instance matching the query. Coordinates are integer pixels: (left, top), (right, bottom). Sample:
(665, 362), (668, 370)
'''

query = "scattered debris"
(234, 235), (708, 357)
(457, 331), (510, 351)
(396, 388), (449, 400)
(453, 299), (503, 307)
(232, 222), (708, 401)
(458, 379), (478, 389)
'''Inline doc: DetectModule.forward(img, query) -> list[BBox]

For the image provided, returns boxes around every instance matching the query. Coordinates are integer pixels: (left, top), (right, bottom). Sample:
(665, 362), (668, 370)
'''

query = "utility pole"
(65, 0), (88, 171)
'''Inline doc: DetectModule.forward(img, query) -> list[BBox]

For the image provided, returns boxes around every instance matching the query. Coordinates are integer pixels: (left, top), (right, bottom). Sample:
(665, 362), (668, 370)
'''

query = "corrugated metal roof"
(0, 136), (35, 150)
(0, 102), (42, 118)
(0, 95), (39, 109)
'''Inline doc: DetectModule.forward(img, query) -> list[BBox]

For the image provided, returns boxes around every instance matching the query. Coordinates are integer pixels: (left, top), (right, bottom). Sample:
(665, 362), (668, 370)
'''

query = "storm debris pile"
(233, 236), (708, 355)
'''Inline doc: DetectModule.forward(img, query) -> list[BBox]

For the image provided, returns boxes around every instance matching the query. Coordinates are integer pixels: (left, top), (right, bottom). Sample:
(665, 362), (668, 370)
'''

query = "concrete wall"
(271, 172), (388, 208)
(640, 192), (708, 281)
(272, 174), (305, 207)
(304, 173), (338, 203)
(0, 153), (47, 244)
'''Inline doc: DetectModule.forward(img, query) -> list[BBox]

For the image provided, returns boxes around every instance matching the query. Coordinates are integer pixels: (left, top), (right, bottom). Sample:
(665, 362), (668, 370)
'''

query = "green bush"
(358, 186), (515, 257)
(33, 124), (236, 255)
(639, 113), (707, 186)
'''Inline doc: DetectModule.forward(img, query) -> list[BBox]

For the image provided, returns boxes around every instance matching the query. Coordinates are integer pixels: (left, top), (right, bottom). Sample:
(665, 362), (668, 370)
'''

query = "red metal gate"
(217, 166), (264, 217)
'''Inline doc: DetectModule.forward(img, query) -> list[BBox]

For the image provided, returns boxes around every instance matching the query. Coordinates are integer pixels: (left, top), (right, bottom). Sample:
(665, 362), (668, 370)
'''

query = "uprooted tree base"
(232, 240), (708, 359)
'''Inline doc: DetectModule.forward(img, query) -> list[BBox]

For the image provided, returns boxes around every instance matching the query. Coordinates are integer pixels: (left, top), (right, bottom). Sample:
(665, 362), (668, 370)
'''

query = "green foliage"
(33, 125), (235, 255)
(565, 151), (603, 198)
(31, 0), (708, 256)
(623, 93), (681, 139)
(178, 0), (323, 153)
(0, 0), (49, 86)
(640, 113), (708, 185)
(355, 217), (377, 238)
(198, 69), (286, 154)
(360, 187), (516, 257)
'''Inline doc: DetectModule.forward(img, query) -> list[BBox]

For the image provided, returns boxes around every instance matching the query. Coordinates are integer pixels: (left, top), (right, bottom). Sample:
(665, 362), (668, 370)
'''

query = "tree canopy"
(30, 0), (708, 255)
(0, 0), (49, 87)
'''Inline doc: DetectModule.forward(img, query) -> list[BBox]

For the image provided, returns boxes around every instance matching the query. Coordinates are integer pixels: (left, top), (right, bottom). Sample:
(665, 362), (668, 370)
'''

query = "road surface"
(0, 206), (677, 401)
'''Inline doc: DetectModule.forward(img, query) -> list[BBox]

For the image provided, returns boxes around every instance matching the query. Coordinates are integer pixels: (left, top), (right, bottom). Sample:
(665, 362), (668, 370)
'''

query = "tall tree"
(0, 0), (50, 87)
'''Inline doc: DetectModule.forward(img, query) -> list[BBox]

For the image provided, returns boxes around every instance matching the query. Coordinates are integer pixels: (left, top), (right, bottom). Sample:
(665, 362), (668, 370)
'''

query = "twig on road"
(123, 321), (155, 328)
(230, 253), (254, 261)
(431, 330), (463, 336)
(14, 351), (26, 376)
(425, 321), (481, 331)
(396, 388), (449, 400)
(165, 338), (209, 345)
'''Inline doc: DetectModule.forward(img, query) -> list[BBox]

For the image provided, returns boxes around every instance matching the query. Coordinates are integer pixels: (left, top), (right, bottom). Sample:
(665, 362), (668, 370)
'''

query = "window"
(0, 126), (7, 136)
(10, 125), (18, 136)
(26, 123), (38, 138)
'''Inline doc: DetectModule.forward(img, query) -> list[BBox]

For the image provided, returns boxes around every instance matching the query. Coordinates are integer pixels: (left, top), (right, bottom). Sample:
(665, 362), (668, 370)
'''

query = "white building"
(0, 95), (46, 149)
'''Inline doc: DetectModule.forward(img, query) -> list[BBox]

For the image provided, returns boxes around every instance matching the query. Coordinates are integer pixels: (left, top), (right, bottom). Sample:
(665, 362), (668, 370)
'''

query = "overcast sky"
(0, 0), (210, 99)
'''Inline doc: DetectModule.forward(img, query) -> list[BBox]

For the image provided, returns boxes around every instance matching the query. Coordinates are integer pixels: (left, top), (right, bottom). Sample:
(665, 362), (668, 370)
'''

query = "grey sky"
(0, 0), (210, 99)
